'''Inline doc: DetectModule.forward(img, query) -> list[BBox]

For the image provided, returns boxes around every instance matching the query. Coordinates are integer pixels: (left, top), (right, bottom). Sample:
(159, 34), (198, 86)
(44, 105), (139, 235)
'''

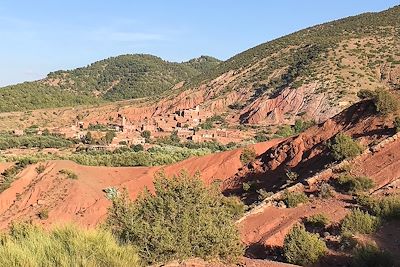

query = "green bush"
(337, 175), (374, 193)
(0, 223), (140, 267)
(341, 208), (380, 234)
(329, 133), (363, 161)
(305, 213), (329, 227)
(106, 171), (244, 264)
(275, 125), (295, 138)
(351, 243), (395, 267)
(240, 147), (257, 165)
(282, 190), (309, 208)
(357, 194), (400, 219)
(283, 224), (327, 265)
(372, 89), (399, 115)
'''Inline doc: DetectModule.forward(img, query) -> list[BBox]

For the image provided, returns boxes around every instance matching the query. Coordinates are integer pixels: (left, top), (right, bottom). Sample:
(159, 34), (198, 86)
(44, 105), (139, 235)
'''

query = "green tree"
(106, 171), (244, 264)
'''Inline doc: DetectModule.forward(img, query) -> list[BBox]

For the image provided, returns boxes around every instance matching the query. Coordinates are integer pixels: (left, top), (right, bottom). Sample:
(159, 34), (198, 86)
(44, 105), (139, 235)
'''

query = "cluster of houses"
(15, 106), (249, 150)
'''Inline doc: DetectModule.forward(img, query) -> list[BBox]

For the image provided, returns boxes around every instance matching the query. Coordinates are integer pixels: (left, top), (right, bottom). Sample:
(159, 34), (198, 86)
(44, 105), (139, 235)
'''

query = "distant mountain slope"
(0, 55), (220, 112)
(0, 6), (399, 117)
(176, 5), (400, 124)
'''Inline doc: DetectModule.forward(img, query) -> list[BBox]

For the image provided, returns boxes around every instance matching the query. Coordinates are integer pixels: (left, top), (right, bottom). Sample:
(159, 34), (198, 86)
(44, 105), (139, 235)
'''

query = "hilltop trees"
(107, 171), (244, 264)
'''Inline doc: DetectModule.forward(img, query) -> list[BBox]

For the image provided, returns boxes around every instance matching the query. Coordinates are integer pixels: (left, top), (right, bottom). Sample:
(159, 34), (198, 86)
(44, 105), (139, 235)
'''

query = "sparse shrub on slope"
(336, 175), (374, 194)
(329, 133), (363, 161)
(341, 208), (380, 234)
(357, 194), (400, 219)
(351, 243), (395, 267)
(240, 147), (257, 165)
(283, 224), (327, 265)
(282, 190), (309, 208)
(305, 213), (329, 228)
(0, 223), (140, 267)
(106, 171), (244, 265)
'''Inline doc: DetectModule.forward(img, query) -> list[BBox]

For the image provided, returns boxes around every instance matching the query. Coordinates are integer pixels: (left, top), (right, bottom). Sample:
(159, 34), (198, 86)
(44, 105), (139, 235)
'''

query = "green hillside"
(187, 5), (400, 97)
(0, 6), (399, 113)
(0, 54), (220, 112)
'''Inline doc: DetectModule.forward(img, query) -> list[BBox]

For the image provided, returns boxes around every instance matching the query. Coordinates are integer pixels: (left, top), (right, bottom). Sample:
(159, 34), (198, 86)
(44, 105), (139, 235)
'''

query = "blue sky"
(0, 1), (398, 86)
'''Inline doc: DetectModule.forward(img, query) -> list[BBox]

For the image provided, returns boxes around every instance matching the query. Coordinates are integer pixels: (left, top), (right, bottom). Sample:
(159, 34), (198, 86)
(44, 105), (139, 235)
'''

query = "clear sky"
(0, 0), (398, 86)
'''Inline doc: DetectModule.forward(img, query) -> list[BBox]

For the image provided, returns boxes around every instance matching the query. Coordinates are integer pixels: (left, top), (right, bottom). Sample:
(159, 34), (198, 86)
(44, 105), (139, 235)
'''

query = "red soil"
(0, 139), (282, 229)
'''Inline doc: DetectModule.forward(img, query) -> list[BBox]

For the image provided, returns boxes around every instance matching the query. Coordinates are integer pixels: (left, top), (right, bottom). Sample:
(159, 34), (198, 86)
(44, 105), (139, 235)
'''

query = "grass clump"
(336, 175), (374, 194)
(329, 133), (363, 161)
(58, 169), (78, 180)
(0, 222), (140, 267)
(240, 147), (257, 165)
(351, 243), (395, 267)
(305, 213), (329, 227)
(106, 171), (244, 265)
(282, 190), (308, 208)
(283, 224), (327, 265)
(341, 208), (380, 234)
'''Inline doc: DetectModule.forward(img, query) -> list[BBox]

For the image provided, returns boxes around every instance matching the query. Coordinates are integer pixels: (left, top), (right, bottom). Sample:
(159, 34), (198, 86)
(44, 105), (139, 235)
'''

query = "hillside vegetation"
(0, 6), (399, 124)
(0, 55), (220, 112)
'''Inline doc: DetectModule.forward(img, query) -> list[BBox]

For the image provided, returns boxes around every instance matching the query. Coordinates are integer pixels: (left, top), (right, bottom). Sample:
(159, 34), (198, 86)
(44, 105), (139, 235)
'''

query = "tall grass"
(0, 223), (140, 267)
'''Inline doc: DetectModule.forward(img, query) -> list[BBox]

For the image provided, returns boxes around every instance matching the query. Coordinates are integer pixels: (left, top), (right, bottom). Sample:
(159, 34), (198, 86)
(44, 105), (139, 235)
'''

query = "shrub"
(276, 125), (295, 137)
(340, 231), (358, 251)
(37, 209), (49, 220)
(35, 164), (46, 174)
(337, 175), (374, 194)
(0, 223), (140, 267)
(357, 194), (400, 219)
(329, 133), (363, 161)
(372, 89), (399, 115)
(283, 224), (327, 265)
(341, 208), (380, 234)
(131, 144), (144, 152)
(394, 117), (400, 133)
(58, 169), (78, 180)
(242, 182), (251, 192)
(106, 171), (244, 264)
(282, 190), (308, 208)
(318, 182), (334, 198)
(240, 147), (256, 165)
(305, 214), (329, 227)
(285, 170), (299, 183)
(357, 89), (375, 99)
(257, 189), (273, 201)
(351, 243), (395, 267)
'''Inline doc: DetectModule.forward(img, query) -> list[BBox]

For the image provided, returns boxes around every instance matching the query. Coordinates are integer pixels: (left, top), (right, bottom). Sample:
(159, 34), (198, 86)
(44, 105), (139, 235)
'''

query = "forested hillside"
(0, 55), (220, 112)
